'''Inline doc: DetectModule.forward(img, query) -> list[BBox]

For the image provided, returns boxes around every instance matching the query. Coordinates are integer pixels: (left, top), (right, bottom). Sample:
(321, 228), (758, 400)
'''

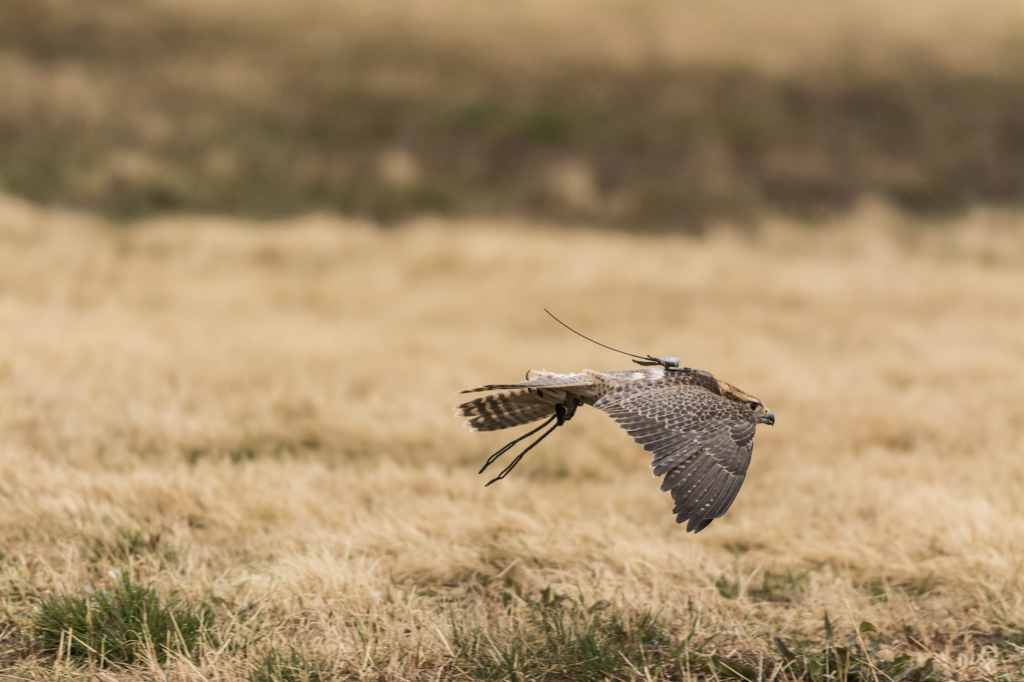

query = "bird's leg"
(558, 395), (580, 425)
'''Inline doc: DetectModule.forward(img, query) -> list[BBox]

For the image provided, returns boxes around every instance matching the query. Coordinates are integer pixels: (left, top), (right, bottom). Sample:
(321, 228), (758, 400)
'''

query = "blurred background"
(5, 0), (1024, 230)
(6, 2), (1024, 676)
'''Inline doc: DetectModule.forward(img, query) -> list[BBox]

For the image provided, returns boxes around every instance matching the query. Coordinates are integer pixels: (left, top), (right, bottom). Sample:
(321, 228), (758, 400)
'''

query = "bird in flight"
(454, 316), (774, 533)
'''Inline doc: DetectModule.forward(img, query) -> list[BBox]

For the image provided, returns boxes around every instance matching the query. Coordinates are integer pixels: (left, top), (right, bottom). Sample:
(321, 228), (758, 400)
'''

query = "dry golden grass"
(2, 196), (1024, 678)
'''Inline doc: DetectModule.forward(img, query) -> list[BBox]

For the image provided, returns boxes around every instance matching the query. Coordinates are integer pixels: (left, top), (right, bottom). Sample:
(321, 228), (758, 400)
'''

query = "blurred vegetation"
(4, 0), (1024, 229)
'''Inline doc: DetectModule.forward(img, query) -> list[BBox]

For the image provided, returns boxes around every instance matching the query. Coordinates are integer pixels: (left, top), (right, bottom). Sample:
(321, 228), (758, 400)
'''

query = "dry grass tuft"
(2, 196), (1024, 678)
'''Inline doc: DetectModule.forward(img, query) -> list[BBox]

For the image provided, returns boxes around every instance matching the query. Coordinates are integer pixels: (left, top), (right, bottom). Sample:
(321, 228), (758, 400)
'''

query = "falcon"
(454, 356), (774, 532)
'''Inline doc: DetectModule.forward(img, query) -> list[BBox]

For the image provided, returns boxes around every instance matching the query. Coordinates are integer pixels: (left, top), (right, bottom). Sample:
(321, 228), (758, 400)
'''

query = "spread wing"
(595, 383), (755, 533)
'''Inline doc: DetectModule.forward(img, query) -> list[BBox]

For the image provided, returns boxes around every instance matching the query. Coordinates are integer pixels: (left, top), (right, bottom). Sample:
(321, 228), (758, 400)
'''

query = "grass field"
(6, 0), (1024, 227)
(2, 195), (1024, 678)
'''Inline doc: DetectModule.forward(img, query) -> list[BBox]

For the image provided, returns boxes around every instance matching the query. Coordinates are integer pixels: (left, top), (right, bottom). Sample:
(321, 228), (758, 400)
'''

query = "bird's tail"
(455, 388), (555, 432)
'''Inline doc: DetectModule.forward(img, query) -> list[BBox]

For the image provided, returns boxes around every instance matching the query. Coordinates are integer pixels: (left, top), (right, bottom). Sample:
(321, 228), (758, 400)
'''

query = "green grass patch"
(451, 587), (669, 681)
(771, 616), (944, 682)
(249, 646), (336, 682)
(32, 573), (214, 665)
(449, 590), (949, 681)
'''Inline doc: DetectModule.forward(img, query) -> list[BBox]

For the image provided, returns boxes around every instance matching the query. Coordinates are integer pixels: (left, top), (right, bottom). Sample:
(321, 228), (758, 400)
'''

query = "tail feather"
(455, 389), (555, 432)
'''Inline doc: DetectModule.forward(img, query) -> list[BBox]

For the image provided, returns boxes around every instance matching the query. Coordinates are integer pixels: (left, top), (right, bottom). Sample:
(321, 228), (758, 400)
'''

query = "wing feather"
(677, 474), (729, 531)
(705, 474), (745, 520)
(458, 374), (592, 394)
(662, 453), (717, 494)
(596, 383), (756, 533)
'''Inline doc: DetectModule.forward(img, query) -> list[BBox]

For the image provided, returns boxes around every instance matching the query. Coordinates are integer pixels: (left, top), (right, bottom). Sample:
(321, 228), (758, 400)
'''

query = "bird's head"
(717, 381), (775, 426)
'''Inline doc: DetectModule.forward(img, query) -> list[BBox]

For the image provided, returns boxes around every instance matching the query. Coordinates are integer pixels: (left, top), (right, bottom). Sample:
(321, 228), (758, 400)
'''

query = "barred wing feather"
(595, 384), (755, 533)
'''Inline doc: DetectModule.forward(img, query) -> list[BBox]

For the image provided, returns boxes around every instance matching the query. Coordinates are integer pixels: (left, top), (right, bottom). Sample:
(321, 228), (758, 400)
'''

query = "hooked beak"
(759, 410), (775, 426)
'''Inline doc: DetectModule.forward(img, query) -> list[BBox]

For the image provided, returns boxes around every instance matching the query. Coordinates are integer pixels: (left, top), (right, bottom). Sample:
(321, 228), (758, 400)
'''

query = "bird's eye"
(748, 401), (759, 411)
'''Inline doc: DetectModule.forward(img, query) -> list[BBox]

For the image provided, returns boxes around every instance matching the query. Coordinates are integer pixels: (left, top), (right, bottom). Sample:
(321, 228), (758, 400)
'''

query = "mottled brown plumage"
(455, 364), (774, 532)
